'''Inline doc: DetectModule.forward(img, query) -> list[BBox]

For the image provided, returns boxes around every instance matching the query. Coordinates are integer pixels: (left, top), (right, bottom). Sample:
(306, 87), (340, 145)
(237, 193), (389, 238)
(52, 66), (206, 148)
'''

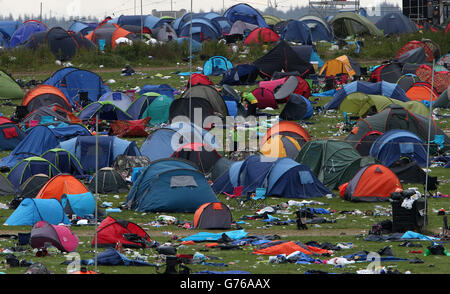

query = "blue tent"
(140, 122), (217, 162)
(178, 17), (222, 42)
(224, 3), (268, 28)
(43, 67), (78, 88)
(172, 37), (203, 53)
(203, 56), (233, 76)
(221, 64), (259, 86)
(370, 130), (428, 167)
(213, 155), (332, 198)
(61, 192), (95, 218)
(9, 20), (47, 48)
(7, 157), (60, 190)
(280, 20), (313, 45)
(4, 198), (70, 226)
(126, 158), (218, 212)
(78, 101), (133, 121)
(299, 15), (334, 42)
(68, 21), (97, 35)
(0, 121), (26, 151)
(0, 124), (91, 169)
(324, 81), (410, 110)
(55, 69), (111, 106)
(138, 84), (176, 98)
(41, 148), (84, 178)
(59, 135), (141, 174)
(98, 92), (133, 111)
(375, 13), (418, 35)
(0, 21), (21, 47)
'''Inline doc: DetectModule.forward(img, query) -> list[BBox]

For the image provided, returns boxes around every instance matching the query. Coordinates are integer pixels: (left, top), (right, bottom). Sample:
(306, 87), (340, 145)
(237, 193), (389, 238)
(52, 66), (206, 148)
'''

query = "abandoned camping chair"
(224, 186), (244, 208)
(238, 187), (267, 210)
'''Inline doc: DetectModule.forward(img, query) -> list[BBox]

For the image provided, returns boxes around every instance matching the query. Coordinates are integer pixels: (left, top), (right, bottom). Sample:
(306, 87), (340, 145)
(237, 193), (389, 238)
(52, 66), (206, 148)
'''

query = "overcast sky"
(1, 0), (402, 19)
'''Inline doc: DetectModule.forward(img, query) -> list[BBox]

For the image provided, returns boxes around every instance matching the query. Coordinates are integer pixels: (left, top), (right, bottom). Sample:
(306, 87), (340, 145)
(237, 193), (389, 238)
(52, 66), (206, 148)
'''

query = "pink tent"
(30, 221), (79, 252)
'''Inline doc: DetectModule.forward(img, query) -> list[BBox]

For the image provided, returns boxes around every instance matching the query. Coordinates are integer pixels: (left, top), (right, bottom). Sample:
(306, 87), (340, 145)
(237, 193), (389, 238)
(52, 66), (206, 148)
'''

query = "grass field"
(0, 61), (449, 276)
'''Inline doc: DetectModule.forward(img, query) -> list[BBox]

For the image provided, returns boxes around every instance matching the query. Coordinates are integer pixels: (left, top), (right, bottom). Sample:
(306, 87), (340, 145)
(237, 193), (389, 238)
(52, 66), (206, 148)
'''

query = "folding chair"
(251, 188), (267, 209)
(224, 186), (244, 208)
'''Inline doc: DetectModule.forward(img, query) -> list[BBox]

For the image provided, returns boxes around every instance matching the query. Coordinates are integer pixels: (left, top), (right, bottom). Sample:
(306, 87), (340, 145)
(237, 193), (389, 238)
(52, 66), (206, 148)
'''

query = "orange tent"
(253, 241), (333, 256)
(86, 23), (135, 49)
(319, 55), (357, 77)
(406, 82), (439, 102)
(342, 164), (402, 202)
(35, 174), (89, 201)
(261, 120), (311, 146)
(22, 85), (71, 112)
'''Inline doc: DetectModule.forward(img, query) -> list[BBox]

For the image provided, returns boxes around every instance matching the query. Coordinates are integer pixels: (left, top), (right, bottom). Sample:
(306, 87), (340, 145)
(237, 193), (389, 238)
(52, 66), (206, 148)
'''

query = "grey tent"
(228, 20), (258, 35)
(151, 23), (178, 42)
(18, 174), (50, 198)
(434, 88), (450, 109)
(397, 46), (428, 65)
(88, 167), (129, 194)
(210, 157), (234, 182)
(180, 85), (229, 118)
(193, 202), (232, 229)
(0, 173), (15, 196)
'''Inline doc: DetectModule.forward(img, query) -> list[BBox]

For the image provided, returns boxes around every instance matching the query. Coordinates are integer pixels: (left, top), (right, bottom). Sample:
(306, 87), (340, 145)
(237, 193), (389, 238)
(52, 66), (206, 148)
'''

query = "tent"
(263, 14), (282, 26)
(178, 18), (222, 42)
(4, 198), (70, 226)
(342, 164), (402, 202)
(369, 130), (428, 167)
(61, 192), (95, 218)
(22, 104), (82, 128)
(210, 157), (234, 183)
(0, 173), (15, 196)
(227, 20), (258, 36)
(221, 64), (259, 86)
(338, 92), (430, 117)
(180, 85), (229, 118)
(433, 89), (450, 109)
(30, 221), (79, 252)
(396, 40), (434, 63)
(9, 20), (47, 48)
(168, 97), (215, 127)
(252, 41), (315, 79)
(17, 174), (49, 199)
(98, 92), (133, 111)
(140, 95), (173, 126)
(259, 75), (311, 100)
(35, 174), (89, 201)
(397, 47), (428, 65)
(0, 70), (24, 99)
(7, 157), (60, 190)
(346, 105), (450, 153)
(41, 148), (84, 178)
(244, 27), (279, 44)
(414, 64), (450, 94)
(20, 27), (96, 61)
(279, 20), (313, 45)
(213, 155), (332, 199)
(298, 15), (334, 42)
(88, 167), (128, 194)
(203, 56), (233, 76)
(170, 142), (222, 174)
(193, 202), (232, 229)
(125, 158), (218, 212)
(0, 119), (26, 151)
(185, 73), (215, 88)
(22, 85), (72, 113)
(405, 82), (439, 102)
(138, 84), (176, 98)
(295, 140), (376, 190)
(279, 94), (313, 120)
(68, 20), (97, 35)
(260, 134), (302, 159)
(261, 120), (311, 148)
(58, 135), (141, 174)
(0, 124), (91, 170)
(375, 13), (418, 35)
(252, 87), (277, 109)
(113, 155), (151, 179)
(329, 12), (383, 38)
(110, 118), (150, 137)
(85, 23), (137, 49)
(140, 121), (217, 162)
(325, 81), (410, 111)
(150, 23), (177, 42)
(223, 3), (268, 27)
(319, 55), (361, 78)
(93, 216), (152, 248)
(78, 101), (133, 121)
(396, 74), (422, 93)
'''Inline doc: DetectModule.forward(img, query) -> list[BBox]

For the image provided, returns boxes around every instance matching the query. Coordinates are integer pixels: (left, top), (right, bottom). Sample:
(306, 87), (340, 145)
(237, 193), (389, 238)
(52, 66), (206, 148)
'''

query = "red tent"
(186, 73), (215, 88)
(110, 117), (150, 137)
(92, 216), (152, 248)
(244, 27), (279, 44)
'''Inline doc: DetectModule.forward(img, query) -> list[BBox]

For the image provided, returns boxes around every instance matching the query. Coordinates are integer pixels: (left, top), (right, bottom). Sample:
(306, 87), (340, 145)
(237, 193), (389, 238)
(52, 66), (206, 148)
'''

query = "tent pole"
(94, 114), (99, 272)
(424, 58), (435, 231)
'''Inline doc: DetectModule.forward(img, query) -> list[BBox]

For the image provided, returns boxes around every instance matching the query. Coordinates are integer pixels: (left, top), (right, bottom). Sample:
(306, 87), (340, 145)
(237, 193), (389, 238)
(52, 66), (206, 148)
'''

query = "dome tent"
(30, 220), (79, 252)
(88, 167), (129, 194)
(170, 143), (222, 175)
(4, 198), (70, 226)
(125, 158), (218, 213)
(193, 202), (232, 229)
(0, 70), (24, 99)
(7, 157), (60, 191)
(41, 148), (84, 178)
(35, 174), (89, 201)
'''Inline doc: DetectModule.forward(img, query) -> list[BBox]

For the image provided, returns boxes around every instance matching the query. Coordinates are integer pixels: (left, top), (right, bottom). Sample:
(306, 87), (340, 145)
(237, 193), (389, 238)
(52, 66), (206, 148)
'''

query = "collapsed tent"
(295, 140), (376, 190)
(35, 174), (89, 201)
(221, 64), (259, 86)
(58, 135), (141, 173)
(30, 221), (79, 252)
(325, 81), (410, 110)
(342, 164), (402, 202)
(213, 155), (332, 199)
(329, 12), (383, 39)
(252, 41), (315, 79)
(93, 216), (152, 248)
(4, 198), (70, 226)
(369, 130), (428, 167)
(126, 158), (218, 212)
(110, 118), (150, 138)
(88, 167), (128, 194)
(193, 202), (232, 229)
(22, 104), (82, 128)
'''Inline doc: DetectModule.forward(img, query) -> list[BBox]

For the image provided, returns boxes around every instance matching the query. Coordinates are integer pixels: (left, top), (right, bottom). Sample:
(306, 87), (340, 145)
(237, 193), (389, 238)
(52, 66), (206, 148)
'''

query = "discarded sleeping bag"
(30, 220), (79, 252)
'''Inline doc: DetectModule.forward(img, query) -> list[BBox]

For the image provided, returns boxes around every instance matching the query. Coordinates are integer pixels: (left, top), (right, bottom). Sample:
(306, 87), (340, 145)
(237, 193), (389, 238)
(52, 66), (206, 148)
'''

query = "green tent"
(339, 92), (431, 117)
(141, 94), (173, 126)
(263, 14), (282, 26)
(329, 12), (383, 39)
(295, 139), (376, 190)
(0, 70), (23, 99)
